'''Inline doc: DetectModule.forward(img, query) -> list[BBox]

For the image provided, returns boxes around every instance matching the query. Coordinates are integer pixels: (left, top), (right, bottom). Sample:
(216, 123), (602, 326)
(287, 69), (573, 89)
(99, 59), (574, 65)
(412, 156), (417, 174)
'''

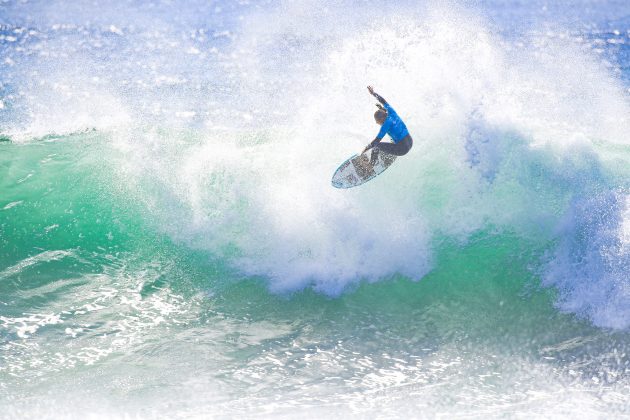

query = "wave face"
(1, 0), (630, 418)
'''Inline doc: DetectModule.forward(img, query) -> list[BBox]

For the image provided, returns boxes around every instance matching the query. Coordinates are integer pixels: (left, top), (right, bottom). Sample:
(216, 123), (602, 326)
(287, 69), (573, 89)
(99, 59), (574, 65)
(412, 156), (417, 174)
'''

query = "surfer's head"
(374, 109), (387, 125)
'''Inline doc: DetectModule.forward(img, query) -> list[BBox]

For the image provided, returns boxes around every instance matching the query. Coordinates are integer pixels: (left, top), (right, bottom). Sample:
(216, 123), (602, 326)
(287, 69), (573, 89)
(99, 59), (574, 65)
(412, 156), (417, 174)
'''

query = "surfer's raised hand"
(368, 86), (387, 106)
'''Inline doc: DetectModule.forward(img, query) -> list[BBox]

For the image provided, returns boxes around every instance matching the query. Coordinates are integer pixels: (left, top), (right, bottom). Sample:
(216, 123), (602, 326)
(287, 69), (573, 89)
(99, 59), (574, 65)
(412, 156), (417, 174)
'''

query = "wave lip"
(544, 190), (630, 329)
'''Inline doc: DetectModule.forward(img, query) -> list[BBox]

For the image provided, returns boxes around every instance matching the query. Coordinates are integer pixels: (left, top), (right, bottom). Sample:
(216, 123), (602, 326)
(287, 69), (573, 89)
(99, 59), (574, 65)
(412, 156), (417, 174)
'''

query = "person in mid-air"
(364, 86), (412, 164)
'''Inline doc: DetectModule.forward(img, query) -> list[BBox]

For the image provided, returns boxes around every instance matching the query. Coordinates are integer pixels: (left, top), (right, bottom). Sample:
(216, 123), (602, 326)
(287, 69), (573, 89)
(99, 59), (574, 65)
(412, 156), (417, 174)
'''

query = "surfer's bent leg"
(371, 135), (413, 164)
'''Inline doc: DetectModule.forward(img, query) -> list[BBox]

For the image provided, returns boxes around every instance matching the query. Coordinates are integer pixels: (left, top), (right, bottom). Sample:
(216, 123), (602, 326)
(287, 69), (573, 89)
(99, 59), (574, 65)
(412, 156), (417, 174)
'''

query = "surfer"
(364, 86), (413, 164)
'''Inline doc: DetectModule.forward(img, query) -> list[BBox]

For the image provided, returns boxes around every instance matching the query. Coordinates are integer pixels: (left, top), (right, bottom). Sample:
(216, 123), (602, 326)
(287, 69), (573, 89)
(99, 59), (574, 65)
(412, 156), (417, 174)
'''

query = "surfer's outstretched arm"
(367, 85), (387, 106)
(364, 137), (381, 153)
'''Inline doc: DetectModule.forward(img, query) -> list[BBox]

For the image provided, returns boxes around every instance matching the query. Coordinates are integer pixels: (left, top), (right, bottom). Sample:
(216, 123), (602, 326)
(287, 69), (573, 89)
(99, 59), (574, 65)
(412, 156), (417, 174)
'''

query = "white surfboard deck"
(331, 149), (397, 189)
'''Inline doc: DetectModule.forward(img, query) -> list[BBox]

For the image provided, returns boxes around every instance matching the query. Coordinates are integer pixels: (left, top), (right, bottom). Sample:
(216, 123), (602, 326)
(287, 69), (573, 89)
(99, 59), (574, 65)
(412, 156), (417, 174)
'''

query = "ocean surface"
(1, 0), (629, 418)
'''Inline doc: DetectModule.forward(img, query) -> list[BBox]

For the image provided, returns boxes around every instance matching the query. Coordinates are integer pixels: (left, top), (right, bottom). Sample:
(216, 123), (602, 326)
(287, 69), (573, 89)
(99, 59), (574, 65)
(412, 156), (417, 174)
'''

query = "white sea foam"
(103, 5), (629, 302)
(3, 2), (630, 419)
(2, 1), (629, 321)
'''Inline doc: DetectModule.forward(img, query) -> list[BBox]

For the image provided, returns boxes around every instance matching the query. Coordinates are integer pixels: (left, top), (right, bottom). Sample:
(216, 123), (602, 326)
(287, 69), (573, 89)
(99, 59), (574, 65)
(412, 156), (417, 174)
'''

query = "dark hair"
(374, 109), (387, 124)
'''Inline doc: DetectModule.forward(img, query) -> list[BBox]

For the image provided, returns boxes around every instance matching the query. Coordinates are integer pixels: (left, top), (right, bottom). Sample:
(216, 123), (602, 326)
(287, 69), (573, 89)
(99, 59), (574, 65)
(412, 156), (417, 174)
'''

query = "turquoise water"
(1, 1), (630, 418)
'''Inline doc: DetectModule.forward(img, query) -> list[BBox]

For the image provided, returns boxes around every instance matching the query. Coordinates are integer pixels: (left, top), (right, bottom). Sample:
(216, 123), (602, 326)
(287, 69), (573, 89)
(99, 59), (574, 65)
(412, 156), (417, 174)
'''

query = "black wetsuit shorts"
(371, 135), (413, 164)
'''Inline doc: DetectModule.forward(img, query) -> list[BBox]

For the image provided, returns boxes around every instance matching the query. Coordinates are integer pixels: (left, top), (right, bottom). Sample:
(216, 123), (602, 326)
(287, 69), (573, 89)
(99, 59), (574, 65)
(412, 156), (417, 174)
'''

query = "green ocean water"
(2, 130), (629, 418)
(2, 0), (630, 417)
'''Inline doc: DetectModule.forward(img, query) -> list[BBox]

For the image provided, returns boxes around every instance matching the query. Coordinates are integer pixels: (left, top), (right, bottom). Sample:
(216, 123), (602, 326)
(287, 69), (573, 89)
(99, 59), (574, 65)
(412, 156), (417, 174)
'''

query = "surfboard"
(331, 149), (397, 189)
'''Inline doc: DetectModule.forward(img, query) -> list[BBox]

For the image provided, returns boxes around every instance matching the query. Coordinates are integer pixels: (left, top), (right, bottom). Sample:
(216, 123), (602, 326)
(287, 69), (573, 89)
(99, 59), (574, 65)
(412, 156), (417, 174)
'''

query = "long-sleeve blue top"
(376, 103), (409, 143)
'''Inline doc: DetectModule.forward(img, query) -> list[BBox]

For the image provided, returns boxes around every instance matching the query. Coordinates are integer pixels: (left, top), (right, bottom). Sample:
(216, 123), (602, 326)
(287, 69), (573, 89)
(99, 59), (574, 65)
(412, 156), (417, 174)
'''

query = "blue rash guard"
(376, 103), (409, 143)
